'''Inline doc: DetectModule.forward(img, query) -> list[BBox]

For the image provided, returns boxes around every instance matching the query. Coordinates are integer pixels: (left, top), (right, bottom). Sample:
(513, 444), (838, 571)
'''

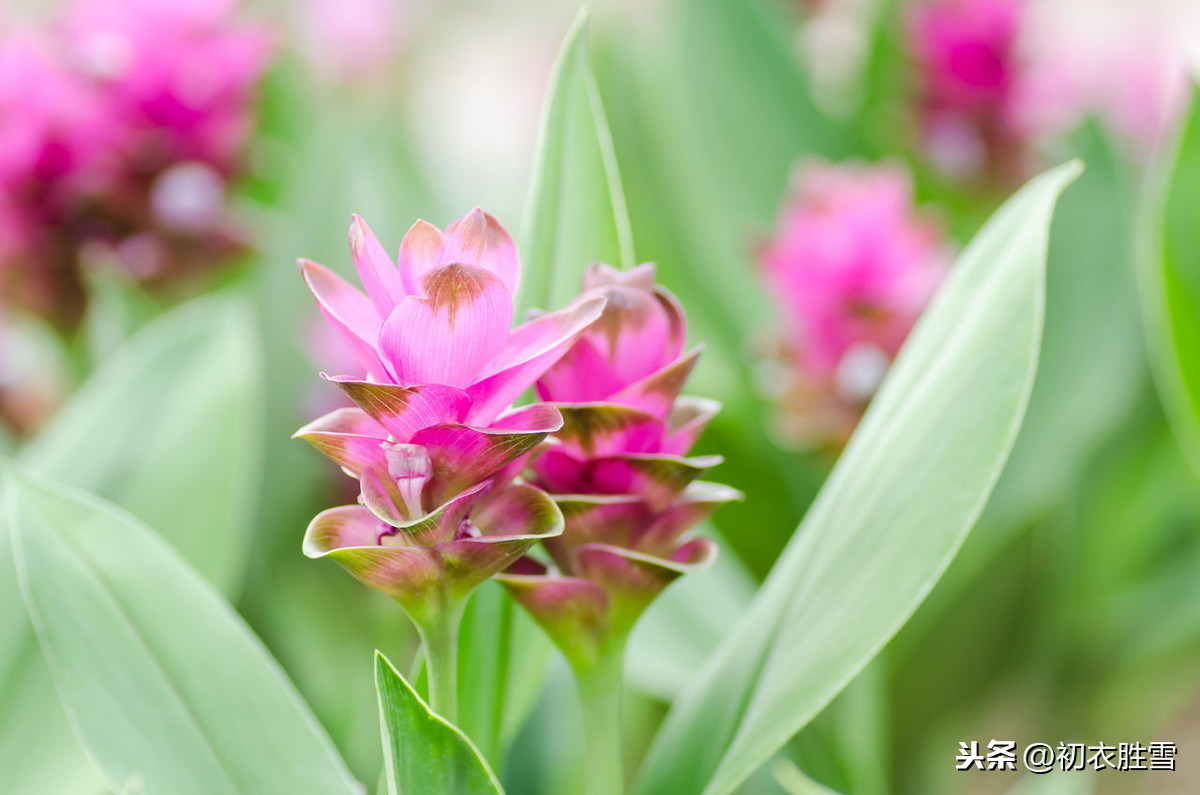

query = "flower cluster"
(499, 263), (740, 668)
(906, 0), (1028, 182)
(296, 209), (605, 632)
(0, 0), (270, 330)
(906, 0), (1187, 181)
(758, 160), (948, 450)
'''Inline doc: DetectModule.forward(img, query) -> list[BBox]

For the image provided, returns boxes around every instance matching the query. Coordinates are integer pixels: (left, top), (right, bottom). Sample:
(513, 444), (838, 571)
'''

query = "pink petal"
(548, 494), (653, 554)
(443, 207), (521, 297)
(302, 505), (446, 605)
(610, 346), (703, 420)
(532, 450), (723, 509)
(574, 540), (716, 635)
(329, 378), (471, 442)
(496, 571), (609, 665)
(379, 264), (513, 389)
(634, 481), (742, 553)
(397, 219), (450, 296)
(299, 259), (386, 378)
(349, 214), (406, 314)
(553, 404), (666, 458)
(410, 415), (560, 507)
(380, 480), (491, 547)
(466, 294), (606, 425)
(293, 407), (388, 476)
(661, 396), (721, 456)
(535, 337), (624, 403)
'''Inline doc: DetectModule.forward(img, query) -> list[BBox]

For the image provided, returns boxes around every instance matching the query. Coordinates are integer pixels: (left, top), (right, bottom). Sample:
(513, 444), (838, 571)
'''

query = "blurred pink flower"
(758, 161), (948, 448)
(62, 0), (271, 175)
(907, 0), (1190, 176)
(0, 0), (271, 331)
(501, 264), (739, 667)
(906, 0), (1027, 181)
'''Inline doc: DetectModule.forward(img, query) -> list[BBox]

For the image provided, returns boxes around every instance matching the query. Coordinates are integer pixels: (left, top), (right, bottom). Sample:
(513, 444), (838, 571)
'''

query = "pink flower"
(758, 161), (948, 447)
(299, 208), (605, 427)
(499, 264), (739, 666)
(62, 0), (271, 176)
(906, 0), (1028, 180)
(296, 208), (606, 613)
(0, 0), (271, 331)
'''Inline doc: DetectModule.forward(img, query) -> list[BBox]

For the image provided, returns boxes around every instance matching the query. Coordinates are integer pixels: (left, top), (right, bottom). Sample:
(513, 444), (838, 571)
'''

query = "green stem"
(417, 601), (465, 724)
(574, 641), (626, 795)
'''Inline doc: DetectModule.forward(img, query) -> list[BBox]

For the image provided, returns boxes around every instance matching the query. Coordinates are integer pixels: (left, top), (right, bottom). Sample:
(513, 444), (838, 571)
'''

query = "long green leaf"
(7, 471), (358, 795)
(0, 295), (263, 792)
(375, 651), (503, 795)
(634, 163), (1080, 794)
(1140, 85), (1200, 474)
(517, 10), (634, 317)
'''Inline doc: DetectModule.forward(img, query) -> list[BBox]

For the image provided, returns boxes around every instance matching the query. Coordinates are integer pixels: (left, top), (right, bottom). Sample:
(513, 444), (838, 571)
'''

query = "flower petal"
(299, 258), (386, 378)
(552, 403), (666, 458)
(293, 407), (388, 476)
(531, 449), (722, 509)
(382, 480), (492, 546)
(497, 568), (609, 668)
(438, 483), (563, 600)
(574, 539), (717, 636)
(466, 294), (606, 425)
(542, 495), (652, 569)
(410, 411), (560, 507)
(349, 214), (406, 314)
(379, 264), (513, 388)
(634, 481), (743, 554)
(661, 396), (721, 456)
(397, 219), (450, 295)
(329, 378), (471, 442)
(302, 504), (446, 603)
(610, 346), (703, 419)
(535, 337), (624, 403)
(444, 207), (521, 297)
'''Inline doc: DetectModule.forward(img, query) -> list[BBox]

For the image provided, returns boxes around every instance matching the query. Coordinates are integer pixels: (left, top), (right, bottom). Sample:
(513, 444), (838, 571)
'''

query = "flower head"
(906, 0), (1028, 181)
(297, 209), (606, 620)
(300, 209), (605, 427)
(499, 263), (739, 667)
(0, 0), (270, 331)
(758, 161), (948, 448)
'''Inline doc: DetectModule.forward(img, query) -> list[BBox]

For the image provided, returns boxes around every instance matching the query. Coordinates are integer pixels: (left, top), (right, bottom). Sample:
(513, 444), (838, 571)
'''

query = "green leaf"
(517, 10), (634, 317)
(634, 162), (1081, 794)
(7, 471), (359, 795)
(0, 295), (263, 791)
(1141, 85), (1200, 474)
(375, 650), (504, 795)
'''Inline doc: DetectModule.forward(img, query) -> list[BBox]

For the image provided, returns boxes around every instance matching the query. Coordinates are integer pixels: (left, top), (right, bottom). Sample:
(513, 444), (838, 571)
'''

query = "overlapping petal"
(299, 258), (386, 378)
(379, 264), (513, 388)
(465, 294), (607, 425)
(349, 214), (406, 313)
(329, 379), (471, 442)
(293, 406), (387, 477)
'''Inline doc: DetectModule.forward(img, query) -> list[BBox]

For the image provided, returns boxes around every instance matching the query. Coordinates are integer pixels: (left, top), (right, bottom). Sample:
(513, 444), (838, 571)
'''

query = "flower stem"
(418, 601), (465, 724)
(574, 641), (626, 795)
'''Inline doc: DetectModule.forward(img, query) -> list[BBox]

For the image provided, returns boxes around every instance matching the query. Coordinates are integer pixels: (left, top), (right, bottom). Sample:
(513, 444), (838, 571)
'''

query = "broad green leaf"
(0, 295), (263, 792)
(7, 471), (359, 795)
(20, 294), (262, 593)
(517, 10), (634, 316)
(375, 651), (503, 795)
(1140, 85), (1200, 474)
(634, 163), (1080, 794)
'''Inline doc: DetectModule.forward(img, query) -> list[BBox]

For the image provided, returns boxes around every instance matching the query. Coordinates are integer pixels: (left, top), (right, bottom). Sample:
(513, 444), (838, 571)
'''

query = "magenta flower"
(296, 208), (605, 718)
(63, 0), (270, 177)
(906, 0), (1028, 181)
(0, 0), (270, 333)
(758, 161), (948, 448)
(299, 208), (606, 428)
(499, 263), (740, 668)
